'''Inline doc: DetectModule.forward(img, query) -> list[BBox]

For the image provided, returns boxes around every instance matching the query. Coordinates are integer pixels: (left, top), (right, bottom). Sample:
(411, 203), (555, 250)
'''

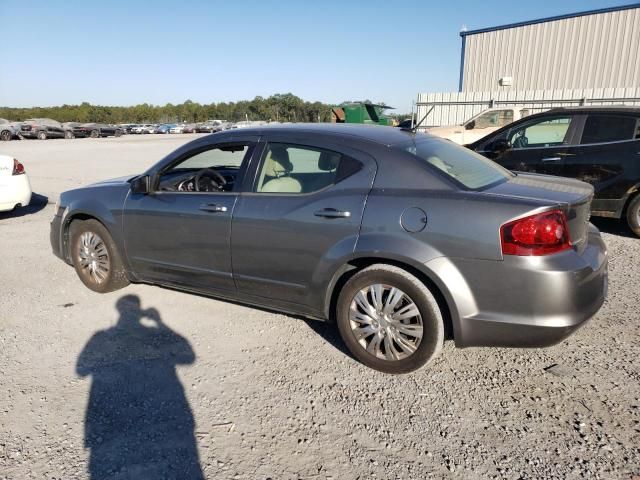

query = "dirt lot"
(1, 135), (639, 479)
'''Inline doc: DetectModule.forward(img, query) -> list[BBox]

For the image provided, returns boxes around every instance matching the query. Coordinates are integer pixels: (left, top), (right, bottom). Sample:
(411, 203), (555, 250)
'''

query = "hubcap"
(78, 232), (110, 284)
(349, 284), (423, 361)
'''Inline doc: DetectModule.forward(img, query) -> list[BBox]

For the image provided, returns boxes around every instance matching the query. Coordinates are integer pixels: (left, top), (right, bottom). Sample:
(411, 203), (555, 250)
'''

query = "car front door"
(557, 113), (640, 215)
(231, 136), (377, 312)
(482, 115), (582, 175)
(122, 138), (259, 293)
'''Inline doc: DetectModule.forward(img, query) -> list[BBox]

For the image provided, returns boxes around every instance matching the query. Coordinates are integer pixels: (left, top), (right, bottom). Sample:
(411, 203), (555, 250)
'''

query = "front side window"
(508, 116), (572, 149)
(472, 110), (514, 129)
(580, 115), (638, 144)
(402, 137), (512, 190)
(255, 143), (347, 194)
(159, 144), (252, 193)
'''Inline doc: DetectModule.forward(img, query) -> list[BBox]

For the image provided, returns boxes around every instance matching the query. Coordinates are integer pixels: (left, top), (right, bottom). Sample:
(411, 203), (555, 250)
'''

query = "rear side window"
(255, 143), (360, 194)
(402, 137), (512, 190)
(581, 115), (638, 144)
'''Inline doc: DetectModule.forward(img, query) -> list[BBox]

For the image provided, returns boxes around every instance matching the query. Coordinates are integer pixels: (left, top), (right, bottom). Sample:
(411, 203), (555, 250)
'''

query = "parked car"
(72, 123), (123, 138)
(119, 124), (137, 134)
(0, 155), (32, 212)
(468, 106), (640, 236)
(62, 122), (81, 139)
(155, 124), (176, 134)
(0, 119), (23, 141)
(20, 118), (65, 140)
(143, 124), (157, 134)
(169, 124), (185, 134)
(427, 108), (531, 145)
(182, 124), (197, 133)
(50, 125), (608, 373)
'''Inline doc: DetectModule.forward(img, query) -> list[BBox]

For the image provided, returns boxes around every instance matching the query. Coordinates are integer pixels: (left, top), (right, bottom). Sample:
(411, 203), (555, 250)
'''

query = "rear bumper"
(19, 131), (38, 139)
(432, 224), (608, 348)
(0, 175), (32, 211)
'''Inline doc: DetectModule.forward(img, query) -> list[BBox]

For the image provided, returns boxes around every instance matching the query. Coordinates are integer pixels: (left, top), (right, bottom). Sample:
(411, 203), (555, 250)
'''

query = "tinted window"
(177, 146), (249, 169)
(581, 115), (638, 144)
(509, 117), (572, 148)
(403, 137), (512, 189)
(472, 110), (514, 129)
(256, 143), (344, 194)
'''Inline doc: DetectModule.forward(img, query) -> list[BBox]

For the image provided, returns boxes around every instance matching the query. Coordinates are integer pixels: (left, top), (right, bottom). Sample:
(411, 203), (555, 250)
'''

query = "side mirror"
(131, 175), (151, 194)
(465, 120), (475, 130)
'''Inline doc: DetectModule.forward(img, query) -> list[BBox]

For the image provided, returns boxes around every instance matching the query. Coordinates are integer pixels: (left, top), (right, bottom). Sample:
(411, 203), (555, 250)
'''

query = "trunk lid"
(485, 173), (594, 253)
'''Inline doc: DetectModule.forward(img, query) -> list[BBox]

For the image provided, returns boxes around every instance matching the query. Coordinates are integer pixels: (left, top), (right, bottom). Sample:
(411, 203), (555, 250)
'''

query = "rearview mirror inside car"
(465, 120), (475, 130)
(130, 175), (151, 194)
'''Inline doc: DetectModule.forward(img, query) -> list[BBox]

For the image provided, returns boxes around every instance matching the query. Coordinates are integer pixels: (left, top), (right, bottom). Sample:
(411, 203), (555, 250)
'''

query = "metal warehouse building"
(459, 4), (640, 92)
(417, 3), (640, 127)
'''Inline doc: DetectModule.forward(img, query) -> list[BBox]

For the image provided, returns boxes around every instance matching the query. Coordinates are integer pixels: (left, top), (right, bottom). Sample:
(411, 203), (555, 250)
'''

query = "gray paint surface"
(51, 125), (608, 348)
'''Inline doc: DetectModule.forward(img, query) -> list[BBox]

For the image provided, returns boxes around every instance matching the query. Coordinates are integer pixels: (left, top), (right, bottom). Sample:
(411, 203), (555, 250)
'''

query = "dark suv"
(468, 107), (640, 236)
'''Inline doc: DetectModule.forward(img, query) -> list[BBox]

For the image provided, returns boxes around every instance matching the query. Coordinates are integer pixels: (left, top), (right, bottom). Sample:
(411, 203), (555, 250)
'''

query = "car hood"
(88, 175), (136, 187)
(426, 125), (464, 137)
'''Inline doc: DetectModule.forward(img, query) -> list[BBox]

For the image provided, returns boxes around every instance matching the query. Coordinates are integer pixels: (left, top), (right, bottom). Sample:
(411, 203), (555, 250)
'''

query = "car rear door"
(486, 114), (582, 176)
(231, 135), (377, 312)
(557, 113), (640, 215)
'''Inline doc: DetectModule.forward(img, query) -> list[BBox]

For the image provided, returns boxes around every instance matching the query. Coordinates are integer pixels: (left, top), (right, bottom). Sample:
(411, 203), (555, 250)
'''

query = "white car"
(170, 125), (185, 134)
(0, 155), (32, 212)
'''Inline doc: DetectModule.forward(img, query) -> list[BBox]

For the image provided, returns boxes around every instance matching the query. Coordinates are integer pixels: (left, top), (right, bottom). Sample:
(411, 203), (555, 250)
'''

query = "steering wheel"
(194, 168), (227, 192)
(512, 133), (529, 149)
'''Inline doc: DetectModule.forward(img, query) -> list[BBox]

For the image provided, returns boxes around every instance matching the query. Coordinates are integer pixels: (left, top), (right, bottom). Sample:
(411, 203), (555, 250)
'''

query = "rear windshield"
(401, 137), (512, 190)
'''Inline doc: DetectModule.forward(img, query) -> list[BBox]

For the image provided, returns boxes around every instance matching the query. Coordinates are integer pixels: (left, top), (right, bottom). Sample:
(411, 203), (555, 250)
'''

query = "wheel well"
(621, 188), (640, 218)
(327, 258), (454, 340)
(63, 214), (107, 263)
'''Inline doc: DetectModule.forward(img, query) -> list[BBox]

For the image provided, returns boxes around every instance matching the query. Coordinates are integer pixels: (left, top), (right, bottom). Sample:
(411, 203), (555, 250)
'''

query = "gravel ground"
(0, 135), (639, 479)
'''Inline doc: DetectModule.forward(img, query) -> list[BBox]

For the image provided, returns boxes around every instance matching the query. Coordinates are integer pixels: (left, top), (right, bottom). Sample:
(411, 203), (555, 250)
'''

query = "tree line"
(0, 93), (336, 124)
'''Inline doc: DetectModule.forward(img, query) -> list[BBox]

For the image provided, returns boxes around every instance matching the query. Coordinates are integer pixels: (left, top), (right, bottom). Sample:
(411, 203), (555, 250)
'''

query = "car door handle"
(199, 203), (228, 213)
(541, 157), (562, 162)
(314, 208), (351, 218)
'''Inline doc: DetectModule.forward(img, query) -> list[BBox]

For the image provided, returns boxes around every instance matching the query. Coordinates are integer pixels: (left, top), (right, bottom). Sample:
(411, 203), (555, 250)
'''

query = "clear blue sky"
(0, 0), (630, 113)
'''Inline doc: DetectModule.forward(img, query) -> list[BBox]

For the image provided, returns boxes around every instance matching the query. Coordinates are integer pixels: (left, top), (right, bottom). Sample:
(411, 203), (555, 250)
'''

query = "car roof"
(229, 123), (419, 146)
(546, 105), (640, 115)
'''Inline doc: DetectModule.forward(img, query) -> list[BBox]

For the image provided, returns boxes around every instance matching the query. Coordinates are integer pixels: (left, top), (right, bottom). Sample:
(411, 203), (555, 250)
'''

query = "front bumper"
(0, 174), (32, 211)
(434, 224), (608, 348)
(50, 208), (67, 261)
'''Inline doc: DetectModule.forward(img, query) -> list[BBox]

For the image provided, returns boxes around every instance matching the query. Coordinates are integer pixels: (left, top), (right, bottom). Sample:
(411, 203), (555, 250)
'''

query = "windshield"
(401, 137), (513, 190)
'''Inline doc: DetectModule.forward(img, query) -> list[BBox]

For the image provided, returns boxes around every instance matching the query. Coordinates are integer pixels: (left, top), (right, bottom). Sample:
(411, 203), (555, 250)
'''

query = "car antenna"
(402, 106), (434, 133)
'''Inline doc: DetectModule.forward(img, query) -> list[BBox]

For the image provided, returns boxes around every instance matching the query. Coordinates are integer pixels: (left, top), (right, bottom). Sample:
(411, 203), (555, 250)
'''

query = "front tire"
(0, 130), (11, 141)
(37, 131), (47, 140)
(336, 264), (444, 374)
(90, 129), (100, 138)
(64, 130), (74, 139)
(626, 194), (640, 237)
(69, 219), (130, 293)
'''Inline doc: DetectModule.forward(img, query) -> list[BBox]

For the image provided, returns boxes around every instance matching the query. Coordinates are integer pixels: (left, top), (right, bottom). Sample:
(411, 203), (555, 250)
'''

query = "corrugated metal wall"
(461, 7), (640, 92)
(415, 87), (640, 127)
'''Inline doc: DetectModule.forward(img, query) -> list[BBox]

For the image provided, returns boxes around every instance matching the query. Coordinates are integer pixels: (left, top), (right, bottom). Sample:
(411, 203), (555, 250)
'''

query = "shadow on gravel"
(76, 295), (203, 480)
(591, 217), (636, 239)
(304, 319), (355, 360)
(0, 193), (48, 219)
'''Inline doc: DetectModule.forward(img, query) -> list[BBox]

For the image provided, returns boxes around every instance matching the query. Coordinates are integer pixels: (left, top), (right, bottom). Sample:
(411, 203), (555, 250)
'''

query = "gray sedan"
(50, 124), (608, 373)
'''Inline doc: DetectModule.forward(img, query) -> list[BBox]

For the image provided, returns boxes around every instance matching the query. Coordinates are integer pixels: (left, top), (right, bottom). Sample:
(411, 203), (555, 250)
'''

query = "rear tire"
(336, 264), (444, 374)
(626, 194), (640, 237)
(37, 131), (47, 140)
(69, 219), (130, 293)
(0, 130), (11, 141)
(90, 129), (100, 138)
(115, 129), (122, 137)
(64, 130), (74, 139)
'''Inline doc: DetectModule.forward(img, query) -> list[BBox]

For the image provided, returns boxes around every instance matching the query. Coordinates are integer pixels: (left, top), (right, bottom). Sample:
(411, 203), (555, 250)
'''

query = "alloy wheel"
(349, 284), (423, 361)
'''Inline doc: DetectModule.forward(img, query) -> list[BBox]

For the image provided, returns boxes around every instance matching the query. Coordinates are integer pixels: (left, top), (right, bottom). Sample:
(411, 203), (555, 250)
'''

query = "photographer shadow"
(76, 295), (203, 480)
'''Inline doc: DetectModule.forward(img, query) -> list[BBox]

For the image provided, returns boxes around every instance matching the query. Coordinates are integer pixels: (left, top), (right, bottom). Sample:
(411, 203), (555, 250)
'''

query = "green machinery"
(331, 102), (395, 126)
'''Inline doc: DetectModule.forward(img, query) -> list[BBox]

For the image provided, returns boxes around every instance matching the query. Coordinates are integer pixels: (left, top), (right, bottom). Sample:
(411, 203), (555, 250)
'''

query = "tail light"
(12, 159), (25, 175)
(501, 210), (572, 256)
